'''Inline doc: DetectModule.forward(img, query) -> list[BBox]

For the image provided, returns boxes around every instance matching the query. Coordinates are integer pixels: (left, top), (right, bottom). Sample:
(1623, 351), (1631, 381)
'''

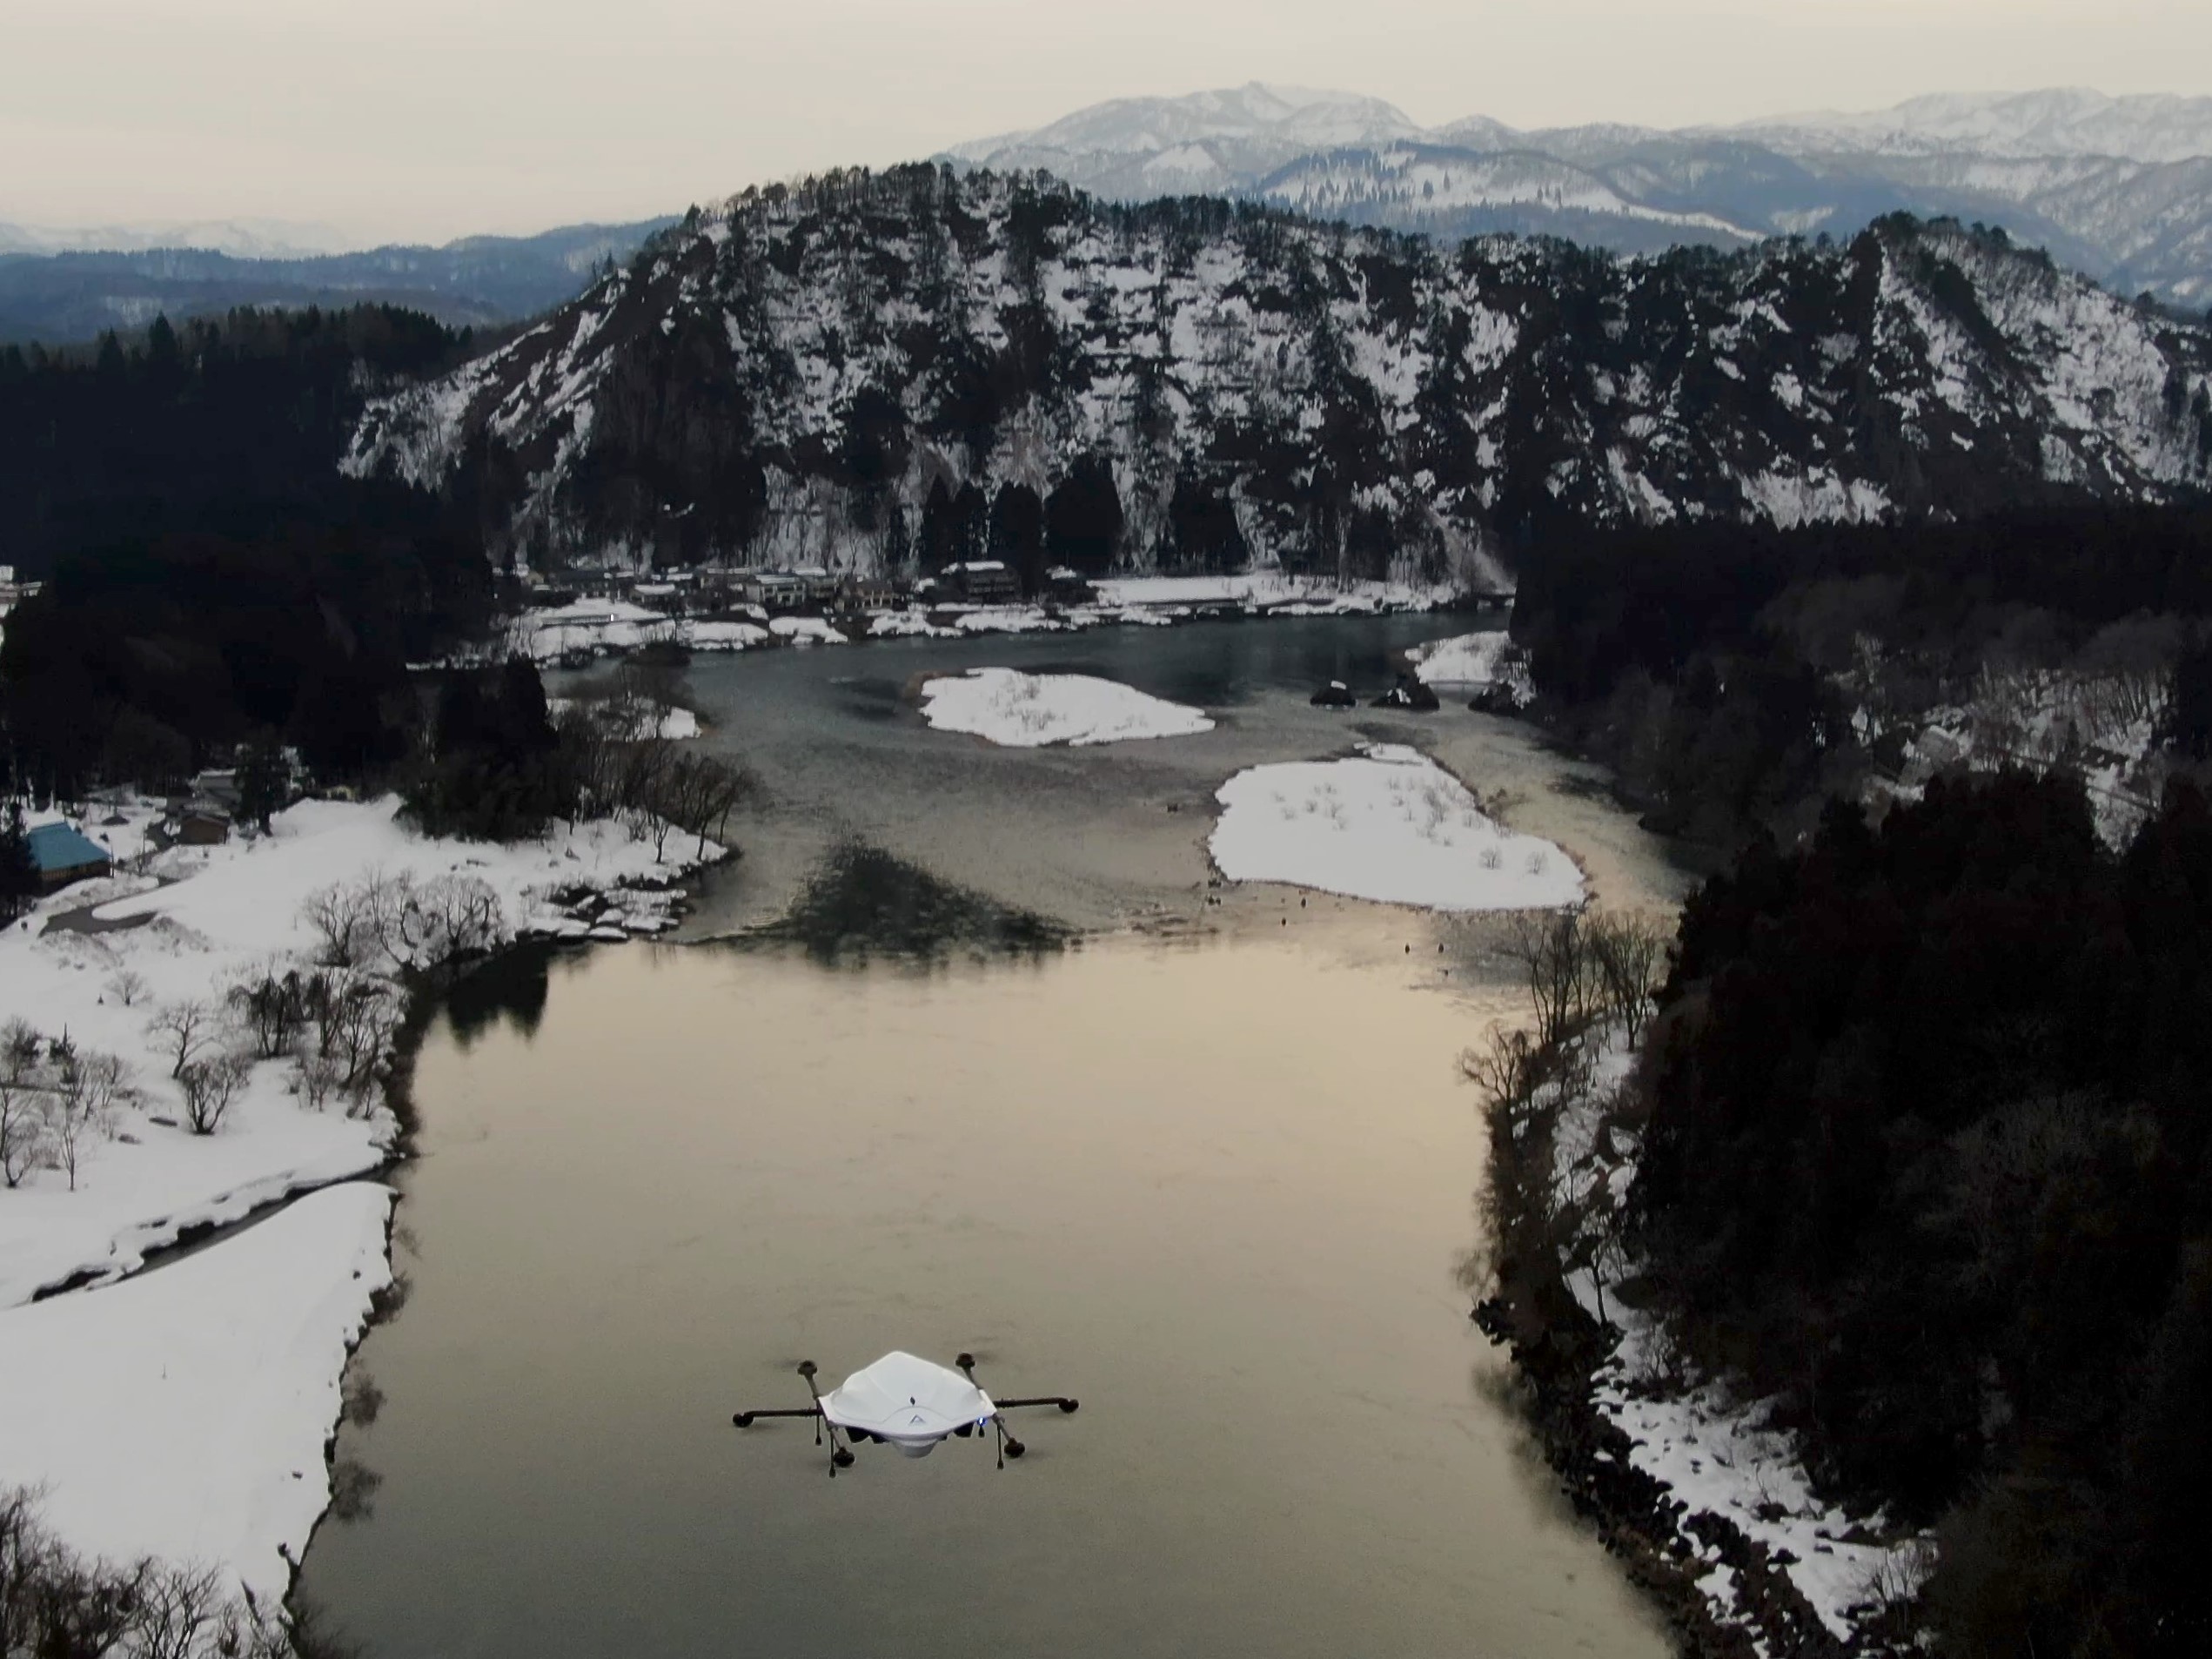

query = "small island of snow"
(1210, 743), (1582, 910)
(1407, 630), (1534, 706)
(921, 668), (1214, 747)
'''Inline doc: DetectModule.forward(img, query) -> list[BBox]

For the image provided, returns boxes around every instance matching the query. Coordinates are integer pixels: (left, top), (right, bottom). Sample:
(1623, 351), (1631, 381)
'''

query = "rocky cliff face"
(345, 167), (2212, 585)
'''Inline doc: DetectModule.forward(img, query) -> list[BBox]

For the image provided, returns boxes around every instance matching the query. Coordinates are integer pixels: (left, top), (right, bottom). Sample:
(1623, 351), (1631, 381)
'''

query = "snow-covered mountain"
(345, 169), (2212, 584)
(0, 218), (359, 259)
(946, 86), (2212, 307)
(949, 84), (1421, 203)
(1735, 88), (2212, 165)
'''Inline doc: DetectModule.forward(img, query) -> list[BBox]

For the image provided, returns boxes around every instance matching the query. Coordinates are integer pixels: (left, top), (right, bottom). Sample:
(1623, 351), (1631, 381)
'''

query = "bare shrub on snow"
(104, 970), (150, 1008)
(0, 1485), (298, 1659)
(0, 1021), (48, 1188)
(176, 1053), (251, 1137)
(226, 964), (310, 1059)
(297, 1050), (344, 1112)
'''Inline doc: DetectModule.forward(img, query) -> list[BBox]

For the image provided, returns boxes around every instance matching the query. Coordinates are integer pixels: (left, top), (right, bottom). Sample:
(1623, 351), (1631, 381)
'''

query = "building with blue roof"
(26, 823), (114, 891)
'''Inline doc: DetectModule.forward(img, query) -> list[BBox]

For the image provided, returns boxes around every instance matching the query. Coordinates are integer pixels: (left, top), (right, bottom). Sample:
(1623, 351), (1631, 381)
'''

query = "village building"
(174, 803), (233, 846)
(187, 769), (243, 813)
(938, 561), (1021, 604)
(739, 572), (810, 613)
(1044, 566), (1096, 605)
(26, 823), (114, 891)
(834, 573), (903, 611)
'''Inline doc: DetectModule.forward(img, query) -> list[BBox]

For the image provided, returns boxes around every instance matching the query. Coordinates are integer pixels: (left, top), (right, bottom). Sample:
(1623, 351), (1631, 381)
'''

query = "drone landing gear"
(955, 1353), (1080, 1469)
(730, 1360), (855, 1477)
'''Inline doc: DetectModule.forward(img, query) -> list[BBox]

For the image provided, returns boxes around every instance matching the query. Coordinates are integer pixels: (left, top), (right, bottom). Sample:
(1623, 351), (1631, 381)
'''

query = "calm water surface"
(299, 616), (1686, 1658)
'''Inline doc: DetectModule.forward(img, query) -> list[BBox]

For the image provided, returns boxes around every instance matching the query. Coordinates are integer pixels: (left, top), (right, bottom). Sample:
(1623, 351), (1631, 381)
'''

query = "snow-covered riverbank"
(0, 794), (722, 1605)
(501, 575), (1458, 664)
(1494, 1020), (1930, 1654)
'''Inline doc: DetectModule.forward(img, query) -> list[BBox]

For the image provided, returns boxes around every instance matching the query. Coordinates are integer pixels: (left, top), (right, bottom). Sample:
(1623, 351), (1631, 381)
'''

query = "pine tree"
(234, 735), (291, 832)
(0, 804), (37, 921)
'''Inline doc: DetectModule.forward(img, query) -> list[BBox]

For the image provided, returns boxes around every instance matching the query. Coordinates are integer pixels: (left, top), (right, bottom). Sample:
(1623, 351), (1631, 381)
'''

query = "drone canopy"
(819, 1351), (995, 1456)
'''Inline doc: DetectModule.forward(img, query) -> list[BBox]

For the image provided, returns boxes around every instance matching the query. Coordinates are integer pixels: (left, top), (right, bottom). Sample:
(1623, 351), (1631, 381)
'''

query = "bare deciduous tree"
(0, 1486), (298, 1659)
(302, 878), (379, 968)
(392, 873), (506, 969)
(44, 1051), (128, 1191)
(226, 964), (307, 1058)
(325, 981), (399, 1103)
(1586, 910), (1671, 1044)
(1461, 1024), (1540, 1111)
(0, 1022), (46, 1189)
(104, 971), (150, 1008)
(126, 1560), (225, 1659)
(148, 999), (221, 1081)
(1507, 910), (1599, 1048)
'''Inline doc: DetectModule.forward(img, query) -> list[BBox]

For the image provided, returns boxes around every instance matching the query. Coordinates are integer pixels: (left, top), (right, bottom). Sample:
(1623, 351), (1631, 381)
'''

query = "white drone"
(733, 1351), (1079, 1475)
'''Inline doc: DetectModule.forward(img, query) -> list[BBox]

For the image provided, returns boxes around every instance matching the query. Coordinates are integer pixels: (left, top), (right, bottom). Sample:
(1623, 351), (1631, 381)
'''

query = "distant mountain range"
(948, 85), (2212, 308)
(0, 219), (676, 345)
(0, 218), (359, 259)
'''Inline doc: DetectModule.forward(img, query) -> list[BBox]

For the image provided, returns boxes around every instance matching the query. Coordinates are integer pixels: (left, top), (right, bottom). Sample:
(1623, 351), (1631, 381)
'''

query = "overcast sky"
(5, 0), (2208, 245)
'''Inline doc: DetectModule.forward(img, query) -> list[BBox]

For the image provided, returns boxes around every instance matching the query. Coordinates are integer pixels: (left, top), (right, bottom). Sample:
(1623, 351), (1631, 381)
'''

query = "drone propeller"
(730, 1361), (853, 1474)
(957, 1353), (1080, 1467)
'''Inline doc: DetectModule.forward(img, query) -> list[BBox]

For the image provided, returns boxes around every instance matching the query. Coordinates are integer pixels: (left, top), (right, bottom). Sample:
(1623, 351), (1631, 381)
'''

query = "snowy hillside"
(1735, 88), (2212, 166)
(943, 85), (2212, 307)
(345, 169), (2212, 582)
(948, 84), (1419, 200)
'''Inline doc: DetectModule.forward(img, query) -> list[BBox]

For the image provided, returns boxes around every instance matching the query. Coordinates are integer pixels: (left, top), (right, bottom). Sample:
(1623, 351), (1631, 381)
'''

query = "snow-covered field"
(2, 796), (710, 1305)
(1210, 744), (1583, 910)
(921, 668), (1215, 748)
(0, 795), (720, 1596)
(0, 1184), (394, 1600)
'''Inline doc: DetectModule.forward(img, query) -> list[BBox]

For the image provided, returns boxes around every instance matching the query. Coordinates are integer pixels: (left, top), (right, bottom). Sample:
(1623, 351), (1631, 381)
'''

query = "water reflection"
(441, 943), (554, 1049)
(743, 844), (1070, 964)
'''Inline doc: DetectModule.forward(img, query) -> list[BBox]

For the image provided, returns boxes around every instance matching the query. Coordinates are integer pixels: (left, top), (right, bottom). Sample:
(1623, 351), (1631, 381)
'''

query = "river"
(298, 615), (1690, 1658)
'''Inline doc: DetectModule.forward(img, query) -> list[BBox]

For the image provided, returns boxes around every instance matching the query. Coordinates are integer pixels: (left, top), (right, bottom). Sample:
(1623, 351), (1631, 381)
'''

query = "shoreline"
(1473, 1018), (1919, 1658)
(498, 574), (1492, 668)
(0, 795), (729, 1627)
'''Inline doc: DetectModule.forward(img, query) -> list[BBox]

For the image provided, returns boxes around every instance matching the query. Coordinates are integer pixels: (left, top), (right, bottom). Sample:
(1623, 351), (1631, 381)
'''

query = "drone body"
(733, 1351), (1078, 1474)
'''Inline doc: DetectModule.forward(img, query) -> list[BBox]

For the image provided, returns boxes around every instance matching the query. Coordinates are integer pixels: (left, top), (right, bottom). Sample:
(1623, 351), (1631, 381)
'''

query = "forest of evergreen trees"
(1631, 772), (2212, 1656)
(0, 306), (513, 798)
(1507, 503), (2212, 847)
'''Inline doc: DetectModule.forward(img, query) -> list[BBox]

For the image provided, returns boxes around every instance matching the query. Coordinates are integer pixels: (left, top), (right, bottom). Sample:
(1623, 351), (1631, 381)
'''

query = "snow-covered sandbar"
(921, 668), (1215, 747)
(1210, 743), (1583, 910)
